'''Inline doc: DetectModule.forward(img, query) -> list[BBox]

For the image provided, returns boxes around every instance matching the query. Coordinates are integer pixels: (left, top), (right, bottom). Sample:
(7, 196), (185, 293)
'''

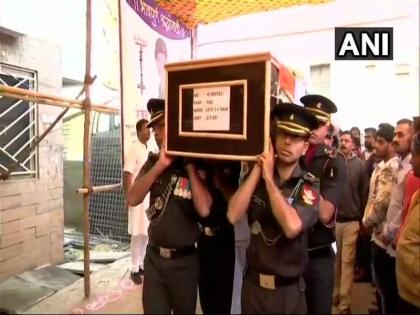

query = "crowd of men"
(123, 95), (420, 315)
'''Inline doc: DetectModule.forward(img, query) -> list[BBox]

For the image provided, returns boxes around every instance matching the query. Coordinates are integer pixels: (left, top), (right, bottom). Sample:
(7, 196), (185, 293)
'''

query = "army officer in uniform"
(227, 103), (321, 314)
(300, 94), (347, 314)
(127, 98), (213, 314)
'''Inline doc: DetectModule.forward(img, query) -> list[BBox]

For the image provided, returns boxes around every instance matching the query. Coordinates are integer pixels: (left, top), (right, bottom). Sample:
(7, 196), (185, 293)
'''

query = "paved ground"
(0, 256), (373, 314)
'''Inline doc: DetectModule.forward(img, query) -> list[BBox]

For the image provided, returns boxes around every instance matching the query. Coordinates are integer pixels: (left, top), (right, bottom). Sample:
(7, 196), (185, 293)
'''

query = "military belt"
(148, 241), (196, 260)
(245, 268), (300, 290)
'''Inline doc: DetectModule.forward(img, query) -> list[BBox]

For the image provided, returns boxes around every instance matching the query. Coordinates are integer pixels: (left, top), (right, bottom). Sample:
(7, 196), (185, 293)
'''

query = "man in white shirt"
(383, 119), (413, 252)
(123, 119), (150, 284)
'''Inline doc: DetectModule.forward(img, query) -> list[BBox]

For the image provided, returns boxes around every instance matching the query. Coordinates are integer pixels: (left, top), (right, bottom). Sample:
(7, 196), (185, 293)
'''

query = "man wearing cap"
(227, 103), (320, 314)
(300, 94), (347, 314)
(127, 98), (212, 314)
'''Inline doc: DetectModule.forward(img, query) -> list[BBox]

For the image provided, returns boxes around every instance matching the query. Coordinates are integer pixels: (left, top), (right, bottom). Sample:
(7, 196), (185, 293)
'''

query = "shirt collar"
(383, 155), (400, 168)
(274, 163), (303, 187)
(400, 153), (412, 168)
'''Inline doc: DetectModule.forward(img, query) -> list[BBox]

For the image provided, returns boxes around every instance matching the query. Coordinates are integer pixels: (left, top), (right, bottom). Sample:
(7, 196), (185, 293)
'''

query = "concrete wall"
(0, 33), (64, 280)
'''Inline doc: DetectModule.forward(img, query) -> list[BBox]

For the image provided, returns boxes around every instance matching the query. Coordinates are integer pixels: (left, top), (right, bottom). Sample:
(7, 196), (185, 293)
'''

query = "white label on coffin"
(192, 86), (230, 131)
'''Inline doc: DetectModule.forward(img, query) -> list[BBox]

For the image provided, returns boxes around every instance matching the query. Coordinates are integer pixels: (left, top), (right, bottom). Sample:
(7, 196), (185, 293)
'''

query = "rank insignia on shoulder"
(302, 184), (318, 206)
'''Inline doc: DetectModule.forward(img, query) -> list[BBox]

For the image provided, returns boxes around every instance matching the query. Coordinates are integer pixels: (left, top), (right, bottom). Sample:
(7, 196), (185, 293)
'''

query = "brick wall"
(0, 33), (64, 280)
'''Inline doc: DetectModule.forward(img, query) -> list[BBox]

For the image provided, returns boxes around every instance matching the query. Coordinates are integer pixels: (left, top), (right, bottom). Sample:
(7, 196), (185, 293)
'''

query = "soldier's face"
(274, 131), (309, 164)
(374, 136), (392, 159)
(310, 122), (329, 145)
(152, 118), (165, 149)
(393, 123), (413, 155)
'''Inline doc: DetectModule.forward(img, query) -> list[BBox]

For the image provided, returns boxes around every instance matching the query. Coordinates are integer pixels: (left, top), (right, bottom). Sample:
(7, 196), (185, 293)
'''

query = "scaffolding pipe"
(0, 85), (119, 114)
(82, 0), (93, 298)
(76, 183), (122, 195)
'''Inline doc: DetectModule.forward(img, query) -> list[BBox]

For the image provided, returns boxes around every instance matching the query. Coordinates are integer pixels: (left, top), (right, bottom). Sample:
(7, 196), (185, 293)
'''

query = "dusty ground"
(21, 256), (372, 314)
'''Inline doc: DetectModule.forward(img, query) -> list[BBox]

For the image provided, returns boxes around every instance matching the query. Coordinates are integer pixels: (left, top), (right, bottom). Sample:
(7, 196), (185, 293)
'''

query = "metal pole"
(82, 0), (93, 298)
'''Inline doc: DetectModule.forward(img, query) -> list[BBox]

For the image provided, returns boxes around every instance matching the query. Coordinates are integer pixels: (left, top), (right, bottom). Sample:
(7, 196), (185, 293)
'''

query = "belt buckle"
(159, 247), (172, 259)
(204, 227), (214, 236)
(259, 273), (276, 290)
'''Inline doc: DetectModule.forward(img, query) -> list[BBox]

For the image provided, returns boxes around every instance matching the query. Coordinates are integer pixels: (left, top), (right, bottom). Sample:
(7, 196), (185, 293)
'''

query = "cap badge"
(290, 113), (294, 121)
(316, 102), (322, 109)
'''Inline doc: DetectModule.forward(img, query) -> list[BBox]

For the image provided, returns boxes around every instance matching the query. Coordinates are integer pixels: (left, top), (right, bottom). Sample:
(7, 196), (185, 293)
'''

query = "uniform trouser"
(130, 234), (148, 271)
(231, 239), (249, 314)
(142, 244), (199, 314)
(304, 246), (335, 314)
(241, 274), (306, 314)
(333, 221), (360, 311)
(198, 227), (235, 315)
(371, 242), (398, 315)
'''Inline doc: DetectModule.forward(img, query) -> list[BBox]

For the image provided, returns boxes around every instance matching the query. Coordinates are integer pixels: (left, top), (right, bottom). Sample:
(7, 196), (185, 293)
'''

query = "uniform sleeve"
(321, 154), (347, 208)
(294, 183), (320, 232)
(135, 154), (156, 180)
(363, 166), (397, 228)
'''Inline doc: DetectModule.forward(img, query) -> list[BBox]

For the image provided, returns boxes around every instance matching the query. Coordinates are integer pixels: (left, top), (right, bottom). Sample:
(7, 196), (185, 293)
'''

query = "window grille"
(0, 63), (38, 178)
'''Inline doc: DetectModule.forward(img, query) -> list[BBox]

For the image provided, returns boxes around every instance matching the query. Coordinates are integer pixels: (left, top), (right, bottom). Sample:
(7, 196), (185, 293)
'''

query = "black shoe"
(130, 270), (143, 285)
(138, 267), (144, 276)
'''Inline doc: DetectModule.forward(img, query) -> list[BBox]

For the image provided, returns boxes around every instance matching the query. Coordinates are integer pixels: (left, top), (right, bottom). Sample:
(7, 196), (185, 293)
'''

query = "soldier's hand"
(257, 142), (275, 183)
(157, 140), (174, 168)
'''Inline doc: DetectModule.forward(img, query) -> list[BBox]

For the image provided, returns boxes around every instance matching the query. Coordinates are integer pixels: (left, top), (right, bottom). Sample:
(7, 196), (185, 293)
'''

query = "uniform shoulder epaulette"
(303, 172), (319, 183)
